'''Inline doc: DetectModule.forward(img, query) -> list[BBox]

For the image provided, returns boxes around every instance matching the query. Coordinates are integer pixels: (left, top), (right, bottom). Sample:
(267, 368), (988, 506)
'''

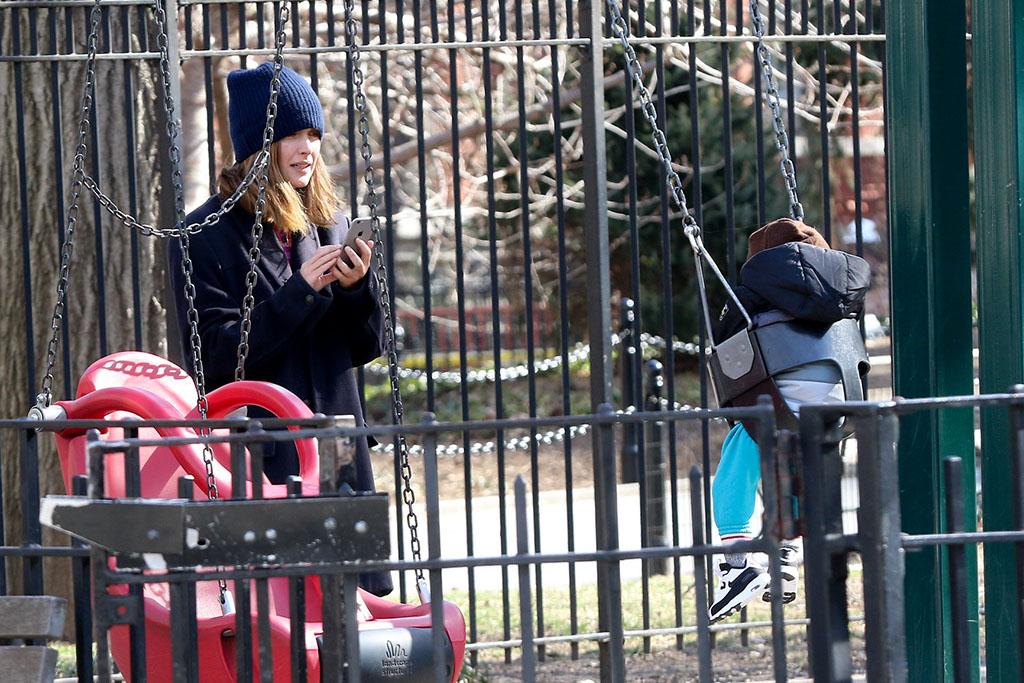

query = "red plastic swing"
(52, 350), (466, 682)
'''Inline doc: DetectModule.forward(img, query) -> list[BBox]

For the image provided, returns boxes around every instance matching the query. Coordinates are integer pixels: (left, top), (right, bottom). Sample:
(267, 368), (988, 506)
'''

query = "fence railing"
(3, 390), (1021, 680)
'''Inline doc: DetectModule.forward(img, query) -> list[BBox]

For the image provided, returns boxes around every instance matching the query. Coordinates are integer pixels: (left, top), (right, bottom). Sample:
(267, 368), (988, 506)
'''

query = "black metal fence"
(3, 389), (1023, 681)
(0, 0), (912, 680)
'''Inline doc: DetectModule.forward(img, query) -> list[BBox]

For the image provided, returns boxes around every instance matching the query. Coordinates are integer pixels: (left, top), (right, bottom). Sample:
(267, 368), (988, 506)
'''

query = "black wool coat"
(167, 196), (384, 490)
(715, 242), (871, 341)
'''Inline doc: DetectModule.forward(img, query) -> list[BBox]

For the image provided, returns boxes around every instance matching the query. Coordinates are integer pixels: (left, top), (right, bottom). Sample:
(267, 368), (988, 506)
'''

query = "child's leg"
(712, 423), (761, 564)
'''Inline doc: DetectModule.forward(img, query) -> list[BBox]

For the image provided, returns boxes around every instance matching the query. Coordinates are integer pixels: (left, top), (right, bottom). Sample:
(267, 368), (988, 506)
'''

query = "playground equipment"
(27, 0), (467, 679)
(43, 350), (466, 682)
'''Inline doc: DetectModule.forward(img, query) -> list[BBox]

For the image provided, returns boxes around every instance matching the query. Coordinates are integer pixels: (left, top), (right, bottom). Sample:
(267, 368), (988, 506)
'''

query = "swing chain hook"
(344, 0), (425, 582)
(749, 0), (804, 222)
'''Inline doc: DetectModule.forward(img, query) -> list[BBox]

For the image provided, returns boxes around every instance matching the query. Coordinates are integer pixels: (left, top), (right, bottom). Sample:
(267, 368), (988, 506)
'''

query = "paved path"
(388, 468), (863, 593)
(389, 478), (700, 593)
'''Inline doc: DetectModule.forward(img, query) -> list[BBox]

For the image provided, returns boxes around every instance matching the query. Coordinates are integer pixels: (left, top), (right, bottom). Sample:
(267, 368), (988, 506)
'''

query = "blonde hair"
(218, 141), (339, 234)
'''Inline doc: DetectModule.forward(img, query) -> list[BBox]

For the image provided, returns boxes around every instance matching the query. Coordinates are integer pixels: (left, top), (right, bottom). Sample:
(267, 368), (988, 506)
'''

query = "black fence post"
(801, 408), (854, 682)
(514, 475), (536, 681)
(643, 359), (667, 575)
(944, 456), (970, 683)
(71, 475), (94, 683)
(856, 410), (906, 682)
(620, 298), (640, 483)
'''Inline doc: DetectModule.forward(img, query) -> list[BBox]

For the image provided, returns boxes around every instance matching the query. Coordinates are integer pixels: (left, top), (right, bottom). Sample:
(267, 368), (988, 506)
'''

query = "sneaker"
(708, 560), (770, 624)
(763, 543), (801, 604)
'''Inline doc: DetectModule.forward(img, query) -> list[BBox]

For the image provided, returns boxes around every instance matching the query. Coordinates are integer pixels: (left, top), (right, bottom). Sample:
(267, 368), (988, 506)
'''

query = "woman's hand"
(299, 245), (344, 292)
(331, 238), (375, 289)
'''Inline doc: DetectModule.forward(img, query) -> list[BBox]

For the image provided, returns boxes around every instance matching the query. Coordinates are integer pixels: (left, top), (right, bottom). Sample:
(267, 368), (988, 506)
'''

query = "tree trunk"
(0, 6), (170, 636)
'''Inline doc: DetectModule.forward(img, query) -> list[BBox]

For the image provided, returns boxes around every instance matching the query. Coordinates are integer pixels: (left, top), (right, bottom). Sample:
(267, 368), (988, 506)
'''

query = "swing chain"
(33, 0), (105, 412)
(235, 6), (290, 382)
(151, 0), (223, 504)
(344, 0), (424, 579)
(605, 0), (760, 340)
(749, 0), (804, 221)
(80, 152), (271, 238)
(605, 2), (700, 239)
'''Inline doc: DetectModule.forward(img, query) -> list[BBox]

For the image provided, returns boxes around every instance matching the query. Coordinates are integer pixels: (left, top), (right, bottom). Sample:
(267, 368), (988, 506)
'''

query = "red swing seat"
(52, 351), (466, 682)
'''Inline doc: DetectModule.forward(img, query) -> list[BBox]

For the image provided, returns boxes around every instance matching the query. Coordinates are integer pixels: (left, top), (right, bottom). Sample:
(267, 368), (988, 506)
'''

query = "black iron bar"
(344, 0), (358, 213)
(13, 14), (37, 405)
(688, 466), (712, 681)
(235, 570), (254, 683)
(19, 428), (43, 595)
(480, 0), (513, 660)
(754, 405), (787, 682)
(658, 0), (682, 651)
(122, 4), (143, 349)
(549, 0), (579, 655)
(286, 476), (308, 682)
(856, 412), (907, 680)
(753, 54), (767, 226)
(202, 3), (216, 193)
(170, 476), (198, 683)
(816, 0), (831, 240)
(124, 427), (148, 683)
(88, 31), (109, 358)
(71, 475), (95, 683)
(344, 572), (362, 683)
(720, 2), (736, 282)
(512, 0), (545, 657)
(412, 0), (436, 412)
(49, 5), (73, 396)
(380, 0), (405, 608)
(0, 442), (5, 594)
(423, 416), (449, 683)
(619, 0), (651, 654)
(1011, 389), (1024, 678)
(445, 0), (477, 661)
(237, 0), (246, 65)
(944, 456), (971, 683)
(319, 428), (344, 683)
(515, 475), (537, 680)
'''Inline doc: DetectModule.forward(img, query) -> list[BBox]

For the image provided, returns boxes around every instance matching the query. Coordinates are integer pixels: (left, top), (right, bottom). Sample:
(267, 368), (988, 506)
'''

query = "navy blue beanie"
(227, 62), (324, 163)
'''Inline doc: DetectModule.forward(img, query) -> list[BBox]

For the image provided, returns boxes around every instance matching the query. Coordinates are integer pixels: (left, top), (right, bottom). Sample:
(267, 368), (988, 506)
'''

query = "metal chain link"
(234, 7), (291, 381)
(749, 0), (804, 221)
(152, 0), (221, 502)
(33, 0), (104, 412)
(80, 153), (270, 238)
(344, 0), (424, 580)
(606, 3), (701, 239)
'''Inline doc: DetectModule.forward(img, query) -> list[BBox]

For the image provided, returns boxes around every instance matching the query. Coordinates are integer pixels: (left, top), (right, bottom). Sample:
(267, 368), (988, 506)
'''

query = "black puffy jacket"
(715, 242), (871, 341)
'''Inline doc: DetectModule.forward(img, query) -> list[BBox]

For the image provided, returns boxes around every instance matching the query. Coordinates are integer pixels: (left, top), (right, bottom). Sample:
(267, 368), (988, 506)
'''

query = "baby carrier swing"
(604, 0), (869, 427)
(27, 1), (465, 680)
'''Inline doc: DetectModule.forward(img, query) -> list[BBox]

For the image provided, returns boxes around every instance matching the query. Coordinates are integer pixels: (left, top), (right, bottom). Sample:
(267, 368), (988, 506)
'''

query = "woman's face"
(277, 128), (322, 188)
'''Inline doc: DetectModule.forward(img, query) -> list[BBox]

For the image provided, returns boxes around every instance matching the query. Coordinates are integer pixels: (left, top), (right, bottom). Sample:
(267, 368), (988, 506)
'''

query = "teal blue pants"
(712, 423), (760, 539)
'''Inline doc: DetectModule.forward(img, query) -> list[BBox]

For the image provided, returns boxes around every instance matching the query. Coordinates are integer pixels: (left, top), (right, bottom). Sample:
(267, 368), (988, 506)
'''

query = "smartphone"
(339, 217), (373, 267)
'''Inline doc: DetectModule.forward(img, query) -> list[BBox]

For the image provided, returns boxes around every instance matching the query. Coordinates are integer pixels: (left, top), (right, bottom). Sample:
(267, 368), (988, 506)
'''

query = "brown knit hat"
(747, 217), (829, 259)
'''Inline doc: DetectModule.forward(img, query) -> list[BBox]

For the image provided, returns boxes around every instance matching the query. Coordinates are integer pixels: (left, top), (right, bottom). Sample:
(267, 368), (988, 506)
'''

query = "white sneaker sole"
(708, 571), (771, 624)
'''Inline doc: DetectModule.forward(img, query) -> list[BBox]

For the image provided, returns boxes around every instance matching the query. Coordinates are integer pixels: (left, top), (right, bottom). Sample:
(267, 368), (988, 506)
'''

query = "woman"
(168, 62), (390, 594)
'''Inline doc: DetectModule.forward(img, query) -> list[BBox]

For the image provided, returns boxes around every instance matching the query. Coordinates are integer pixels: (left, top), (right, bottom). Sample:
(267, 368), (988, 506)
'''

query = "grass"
(49, 569), (867, 681)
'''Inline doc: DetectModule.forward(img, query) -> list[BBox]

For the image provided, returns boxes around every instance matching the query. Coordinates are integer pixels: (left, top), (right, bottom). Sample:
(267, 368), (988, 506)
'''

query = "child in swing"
(168, 62), (392, 596)
(708, 218), (871, 623)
